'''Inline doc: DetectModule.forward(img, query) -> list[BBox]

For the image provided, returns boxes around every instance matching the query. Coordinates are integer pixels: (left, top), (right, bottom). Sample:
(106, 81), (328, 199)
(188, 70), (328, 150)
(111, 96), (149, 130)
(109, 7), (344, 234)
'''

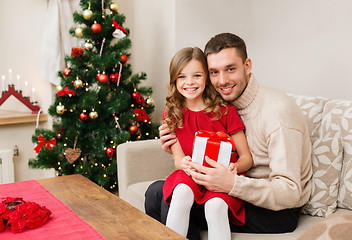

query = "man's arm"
(185, 128), (310, 211)
(228, 128), (308, 210)
(158, 123), (177, 154)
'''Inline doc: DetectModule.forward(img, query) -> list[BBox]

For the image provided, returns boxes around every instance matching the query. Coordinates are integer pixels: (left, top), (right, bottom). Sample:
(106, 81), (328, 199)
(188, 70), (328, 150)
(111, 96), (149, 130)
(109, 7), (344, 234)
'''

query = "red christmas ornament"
(109, 72), (119, 83)
(106, 147), (115, 157)
(129, 125), (139, 135)
(96, 72), (101, 80)
(132, 91), (145, 105)
(120, 54), (128, 64)
(91, 22), (102, 33)
(79, 112), (88, 121)
(132, 91), (141, 100)
(63, 67), (71, 77)
(98, 73), (109, 84)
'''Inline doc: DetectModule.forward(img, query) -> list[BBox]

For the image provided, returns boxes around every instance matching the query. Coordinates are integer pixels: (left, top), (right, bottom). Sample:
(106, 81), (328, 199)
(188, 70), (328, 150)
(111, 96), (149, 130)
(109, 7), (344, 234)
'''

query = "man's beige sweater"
(229, 76), (312, 211)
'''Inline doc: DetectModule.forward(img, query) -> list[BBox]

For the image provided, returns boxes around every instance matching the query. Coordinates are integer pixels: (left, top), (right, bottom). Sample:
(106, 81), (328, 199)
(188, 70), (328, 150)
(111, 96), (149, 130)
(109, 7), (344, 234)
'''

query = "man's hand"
(159, 123), (177, 154)
(184, 156), (235, 193)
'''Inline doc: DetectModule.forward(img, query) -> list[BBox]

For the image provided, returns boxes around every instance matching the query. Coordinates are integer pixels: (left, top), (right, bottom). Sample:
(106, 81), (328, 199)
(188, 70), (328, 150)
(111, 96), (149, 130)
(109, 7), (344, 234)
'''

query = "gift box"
(192, 130), (235, 168)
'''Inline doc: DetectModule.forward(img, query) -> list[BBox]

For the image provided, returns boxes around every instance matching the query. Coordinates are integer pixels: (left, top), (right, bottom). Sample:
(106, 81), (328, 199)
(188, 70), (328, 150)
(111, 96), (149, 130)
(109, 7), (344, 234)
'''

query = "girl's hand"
(181, 156), (192, 174)
(228, 163), (238, 175)
(185, 156), (235, 193)
(228, 163), (235, 171)
(180, 156), (191, 169)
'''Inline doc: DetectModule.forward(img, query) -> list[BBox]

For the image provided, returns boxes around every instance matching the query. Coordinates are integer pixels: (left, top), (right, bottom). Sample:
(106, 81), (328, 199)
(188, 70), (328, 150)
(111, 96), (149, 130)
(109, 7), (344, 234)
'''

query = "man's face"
(207, 48), (252, 103)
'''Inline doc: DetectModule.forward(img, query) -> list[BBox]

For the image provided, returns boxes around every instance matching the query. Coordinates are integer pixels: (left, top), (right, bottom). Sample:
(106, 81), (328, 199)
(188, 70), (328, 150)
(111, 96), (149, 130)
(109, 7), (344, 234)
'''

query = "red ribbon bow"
(195, 130), (235, 151)
(133, 108), (150, 122)
(113, 19), (128, 34)
(57, 86), (75, 97)
(34, 134), (56, 153)
(71, 47), (84, 57)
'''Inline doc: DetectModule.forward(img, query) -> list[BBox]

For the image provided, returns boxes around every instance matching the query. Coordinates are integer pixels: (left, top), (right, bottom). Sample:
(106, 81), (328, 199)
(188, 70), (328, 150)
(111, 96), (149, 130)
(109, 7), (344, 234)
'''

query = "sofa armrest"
(117, 139), (174, 199)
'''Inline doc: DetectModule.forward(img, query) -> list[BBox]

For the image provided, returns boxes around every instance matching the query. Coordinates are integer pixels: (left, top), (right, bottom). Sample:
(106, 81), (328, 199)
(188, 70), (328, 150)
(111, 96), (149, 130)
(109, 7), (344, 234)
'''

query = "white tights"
(166, 184), (194, 237)
(166, 184), (231, 240)
(205, 197), (231, 240)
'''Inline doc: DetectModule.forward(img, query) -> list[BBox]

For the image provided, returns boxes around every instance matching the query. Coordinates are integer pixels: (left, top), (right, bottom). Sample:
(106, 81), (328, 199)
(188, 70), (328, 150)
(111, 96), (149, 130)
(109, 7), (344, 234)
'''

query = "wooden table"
(37, 174), (186, 240)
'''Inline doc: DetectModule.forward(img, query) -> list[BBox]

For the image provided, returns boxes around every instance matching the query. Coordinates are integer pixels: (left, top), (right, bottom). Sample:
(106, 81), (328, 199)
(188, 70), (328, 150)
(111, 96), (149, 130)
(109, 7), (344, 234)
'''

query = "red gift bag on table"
(192, 130), (236, 168)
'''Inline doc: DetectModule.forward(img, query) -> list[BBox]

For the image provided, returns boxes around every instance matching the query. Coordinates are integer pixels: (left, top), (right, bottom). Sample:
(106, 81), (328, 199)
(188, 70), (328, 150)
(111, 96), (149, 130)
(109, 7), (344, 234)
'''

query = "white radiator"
(0, 149), (15, 184)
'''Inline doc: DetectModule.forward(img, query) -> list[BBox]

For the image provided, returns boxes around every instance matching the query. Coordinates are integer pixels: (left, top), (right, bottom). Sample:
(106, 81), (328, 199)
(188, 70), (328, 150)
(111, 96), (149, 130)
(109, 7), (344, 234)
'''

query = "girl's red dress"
(163, 104), (246, 225)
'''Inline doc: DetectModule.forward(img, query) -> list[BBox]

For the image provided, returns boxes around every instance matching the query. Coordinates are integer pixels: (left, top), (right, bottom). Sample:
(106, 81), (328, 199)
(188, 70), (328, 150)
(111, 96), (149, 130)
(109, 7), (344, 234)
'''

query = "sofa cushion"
(201, 213), (325, 240)
(302, 137), (343, 217)
(288, 94), (328, 139)
(289, 94), (345, 217)
(322, 100), (352, 210)
(122, 180), (156, 212)
(298, 211), (352, 240)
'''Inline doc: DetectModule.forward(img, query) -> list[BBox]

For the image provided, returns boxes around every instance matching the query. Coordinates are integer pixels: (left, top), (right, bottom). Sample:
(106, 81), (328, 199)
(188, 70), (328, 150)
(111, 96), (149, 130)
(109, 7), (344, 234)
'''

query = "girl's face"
(176, 59), (206, 109)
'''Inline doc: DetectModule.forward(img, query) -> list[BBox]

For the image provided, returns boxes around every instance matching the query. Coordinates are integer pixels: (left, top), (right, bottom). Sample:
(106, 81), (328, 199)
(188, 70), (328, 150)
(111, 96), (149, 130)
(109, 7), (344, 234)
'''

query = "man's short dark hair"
(204, 33), (248, 62)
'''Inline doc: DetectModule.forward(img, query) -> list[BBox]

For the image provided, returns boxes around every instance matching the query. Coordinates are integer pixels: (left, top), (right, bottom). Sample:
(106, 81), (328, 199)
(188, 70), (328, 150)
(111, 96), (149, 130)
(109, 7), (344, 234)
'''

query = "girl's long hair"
(164, 47), (227, 132)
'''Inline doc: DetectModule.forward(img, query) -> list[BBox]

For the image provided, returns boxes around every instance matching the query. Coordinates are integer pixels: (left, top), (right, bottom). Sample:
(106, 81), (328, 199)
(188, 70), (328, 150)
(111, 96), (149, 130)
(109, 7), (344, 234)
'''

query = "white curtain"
(40, 0), (80, 85)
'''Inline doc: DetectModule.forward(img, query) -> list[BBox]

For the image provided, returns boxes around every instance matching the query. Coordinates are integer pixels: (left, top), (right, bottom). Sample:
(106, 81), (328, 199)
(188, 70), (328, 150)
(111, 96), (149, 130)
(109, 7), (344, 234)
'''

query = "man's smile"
(219, 85), (235, 94)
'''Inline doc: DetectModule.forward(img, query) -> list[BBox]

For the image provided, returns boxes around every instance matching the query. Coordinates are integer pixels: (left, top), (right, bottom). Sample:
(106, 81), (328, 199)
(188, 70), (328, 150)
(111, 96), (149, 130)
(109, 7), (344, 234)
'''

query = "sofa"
(117, 94), (352, 239)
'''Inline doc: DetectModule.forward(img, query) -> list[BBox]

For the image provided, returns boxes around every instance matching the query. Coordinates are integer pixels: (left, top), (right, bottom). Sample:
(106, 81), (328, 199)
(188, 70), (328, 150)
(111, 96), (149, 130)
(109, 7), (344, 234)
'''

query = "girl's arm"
(230, 130), (253, 173)
(171, 138), (191, 170)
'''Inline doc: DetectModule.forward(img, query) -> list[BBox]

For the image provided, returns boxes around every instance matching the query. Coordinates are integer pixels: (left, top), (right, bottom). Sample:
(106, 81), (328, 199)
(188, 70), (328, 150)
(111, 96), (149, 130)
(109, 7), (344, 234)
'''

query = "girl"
(162, 47), (253, 240)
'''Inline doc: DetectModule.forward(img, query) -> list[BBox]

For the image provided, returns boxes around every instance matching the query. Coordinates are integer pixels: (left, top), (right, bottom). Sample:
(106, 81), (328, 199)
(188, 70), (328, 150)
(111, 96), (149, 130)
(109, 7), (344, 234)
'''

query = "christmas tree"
(29, 0), (159, 192)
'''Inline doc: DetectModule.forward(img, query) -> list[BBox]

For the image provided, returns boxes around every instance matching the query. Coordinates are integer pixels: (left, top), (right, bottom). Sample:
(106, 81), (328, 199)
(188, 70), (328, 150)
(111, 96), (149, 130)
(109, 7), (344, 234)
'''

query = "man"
(145, 33), (312, 239)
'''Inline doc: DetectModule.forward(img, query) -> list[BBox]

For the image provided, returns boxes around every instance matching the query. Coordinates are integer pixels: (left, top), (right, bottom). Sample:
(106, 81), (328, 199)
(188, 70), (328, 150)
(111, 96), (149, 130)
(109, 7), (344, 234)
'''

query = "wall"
(0, 0), (55, 181)
(249, 0), (352, 99)
(1, 0), (352, 181)
(126, 0), (352, 119)
(0, 0), (53, 111)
